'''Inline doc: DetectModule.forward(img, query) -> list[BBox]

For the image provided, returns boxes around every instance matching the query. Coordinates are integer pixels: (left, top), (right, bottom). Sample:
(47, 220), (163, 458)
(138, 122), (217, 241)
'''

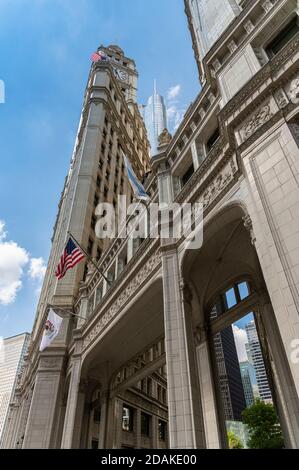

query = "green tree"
(227, 431), (243, 449)
(242, 399), (284, 449)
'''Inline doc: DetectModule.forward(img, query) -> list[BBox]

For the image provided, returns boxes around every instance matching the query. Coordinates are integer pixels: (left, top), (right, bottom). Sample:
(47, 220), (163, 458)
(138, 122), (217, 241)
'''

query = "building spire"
(154, 79), (157, 96)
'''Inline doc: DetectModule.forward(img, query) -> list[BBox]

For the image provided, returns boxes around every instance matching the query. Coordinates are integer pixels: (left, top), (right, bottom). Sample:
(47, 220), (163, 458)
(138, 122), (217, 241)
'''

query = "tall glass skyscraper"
(245, 320), (272, 403)
(142, 82), (168, 157)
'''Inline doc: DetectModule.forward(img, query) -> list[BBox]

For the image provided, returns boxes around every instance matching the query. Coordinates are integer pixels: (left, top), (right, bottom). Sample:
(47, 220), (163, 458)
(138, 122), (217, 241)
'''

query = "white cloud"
(0, 221), (29, 305)
(167, 84), (181, 100)
(232, 325), (248, 363)
(166, 84), (186, 133)
(28, 257), (46, 281)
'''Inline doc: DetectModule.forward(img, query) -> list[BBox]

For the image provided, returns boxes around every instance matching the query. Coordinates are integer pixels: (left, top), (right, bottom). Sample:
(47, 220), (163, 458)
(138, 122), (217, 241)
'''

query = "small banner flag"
(55, 237), (85, 280)
(39, 309), (63, 352)
(123, 155), (150, 201)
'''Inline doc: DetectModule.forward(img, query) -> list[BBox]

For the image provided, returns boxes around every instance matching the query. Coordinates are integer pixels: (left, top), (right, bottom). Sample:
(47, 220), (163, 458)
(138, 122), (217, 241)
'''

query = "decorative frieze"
(200, 157), (238, 211)
(239, 101), (274, 142)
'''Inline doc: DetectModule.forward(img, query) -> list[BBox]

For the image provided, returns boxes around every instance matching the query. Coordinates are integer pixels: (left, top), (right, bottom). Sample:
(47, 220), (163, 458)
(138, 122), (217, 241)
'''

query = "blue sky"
(0, 0), (199, 338)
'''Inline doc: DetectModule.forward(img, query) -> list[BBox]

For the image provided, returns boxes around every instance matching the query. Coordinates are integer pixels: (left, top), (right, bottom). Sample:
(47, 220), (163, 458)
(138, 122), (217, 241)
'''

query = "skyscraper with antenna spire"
(141, 81), (168, 157)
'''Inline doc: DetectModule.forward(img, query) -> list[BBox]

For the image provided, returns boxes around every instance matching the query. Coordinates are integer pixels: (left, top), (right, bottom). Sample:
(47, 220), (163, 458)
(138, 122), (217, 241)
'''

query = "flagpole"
(47, 304), (86, 321)
(67, 231), (111, 285)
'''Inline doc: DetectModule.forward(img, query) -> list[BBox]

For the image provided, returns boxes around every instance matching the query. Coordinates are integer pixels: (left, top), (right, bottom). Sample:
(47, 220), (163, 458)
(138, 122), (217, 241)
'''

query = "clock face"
(114, 68), (128, 82)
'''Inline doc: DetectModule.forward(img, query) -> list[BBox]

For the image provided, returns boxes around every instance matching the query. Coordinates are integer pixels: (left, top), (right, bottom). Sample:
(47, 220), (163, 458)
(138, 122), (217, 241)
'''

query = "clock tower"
(98, 44), (138, 103)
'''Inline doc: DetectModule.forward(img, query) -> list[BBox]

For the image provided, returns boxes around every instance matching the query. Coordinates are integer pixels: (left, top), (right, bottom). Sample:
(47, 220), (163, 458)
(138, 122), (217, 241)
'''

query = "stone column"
(161, 244), (206, 448)
(98, 391), (109, 449)
(191, 141), (200, 171)
(61, 355), (85, 448)
(77, 283), (89, 328)
(22, 355), (65, 449)
(113, 398), (123, 449)
(136, 408), (141, 449)
(195, 326), (221, 449)
(151, 415), (159, 448)
(257, 295), (299, 449)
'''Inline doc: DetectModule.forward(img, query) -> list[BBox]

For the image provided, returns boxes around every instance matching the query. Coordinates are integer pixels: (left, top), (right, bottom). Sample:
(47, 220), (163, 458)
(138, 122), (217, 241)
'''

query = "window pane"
(122, 406), (133, 432)
(141, 412), (150, 436)
(225, 287), (237, 309)
(158, 420), (167, 441)
(238, 282), (249, 300)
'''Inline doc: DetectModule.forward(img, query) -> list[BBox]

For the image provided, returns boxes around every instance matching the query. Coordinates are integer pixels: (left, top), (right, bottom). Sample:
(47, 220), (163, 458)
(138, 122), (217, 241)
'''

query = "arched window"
(206, 279), (284, 449)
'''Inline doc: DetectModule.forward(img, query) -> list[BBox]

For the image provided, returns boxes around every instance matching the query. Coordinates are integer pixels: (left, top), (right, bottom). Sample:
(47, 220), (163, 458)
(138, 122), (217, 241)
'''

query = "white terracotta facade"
(2, 0), (299, 449)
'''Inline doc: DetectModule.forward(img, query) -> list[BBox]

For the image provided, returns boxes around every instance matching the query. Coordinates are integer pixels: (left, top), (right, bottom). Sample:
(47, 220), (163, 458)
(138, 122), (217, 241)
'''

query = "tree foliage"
(227, 431), (243, 449)
(242, 399), (284, 449)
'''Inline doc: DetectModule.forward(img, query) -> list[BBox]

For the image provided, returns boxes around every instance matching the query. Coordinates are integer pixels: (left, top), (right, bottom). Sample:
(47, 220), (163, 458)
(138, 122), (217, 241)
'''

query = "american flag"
(55, 238), (85, 280)
(91, 51), (108, 63)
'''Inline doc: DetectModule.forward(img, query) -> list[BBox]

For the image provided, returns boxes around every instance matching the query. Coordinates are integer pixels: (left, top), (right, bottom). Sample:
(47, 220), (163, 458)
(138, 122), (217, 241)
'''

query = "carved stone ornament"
(39, 357), (60, 369)
(288, 76), (299, 104)
(158, 128), (172, 147)
(262, 0), (273, 12)
(240, 102), (273, 141)
(243, 215), (256, 245)
(179, 280), (193, 306)
(274, 88), (289, 109)
(244, 20), (254, 34)
(200, 158), (237, 210)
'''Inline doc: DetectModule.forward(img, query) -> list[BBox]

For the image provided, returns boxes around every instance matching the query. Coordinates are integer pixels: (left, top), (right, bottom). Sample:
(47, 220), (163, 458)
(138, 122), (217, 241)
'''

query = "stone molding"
(82, 250), (161, 352)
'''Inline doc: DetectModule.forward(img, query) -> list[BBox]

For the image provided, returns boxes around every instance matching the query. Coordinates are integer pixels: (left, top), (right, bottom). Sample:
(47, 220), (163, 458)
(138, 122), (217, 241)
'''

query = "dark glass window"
(206, 128), (220, 152)
(122, 406), (134, 432)
(158, 420), (167, 441)
(91, 439), (99, 449)
(141, 412), (150, 436)
(182, 164), (194, 186)
(94, 409), (101, 422)
(266, 17), (299, 58)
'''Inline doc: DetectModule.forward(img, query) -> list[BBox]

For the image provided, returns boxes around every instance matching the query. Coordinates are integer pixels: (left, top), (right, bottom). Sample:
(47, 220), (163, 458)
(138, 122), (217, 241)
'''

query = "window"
(91, 439), (99, 449)
(122, 406), (134, 432)
(210, 281), (251, 320)
(206, 128), (220, 152)
(146, 378), (152, 396)
(182, 164), (194, 186)
(141, 412), (150, 436)
(158, 420), (167, 441)
(266, 16), (299, 58)
(94, 409), (101, 422)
